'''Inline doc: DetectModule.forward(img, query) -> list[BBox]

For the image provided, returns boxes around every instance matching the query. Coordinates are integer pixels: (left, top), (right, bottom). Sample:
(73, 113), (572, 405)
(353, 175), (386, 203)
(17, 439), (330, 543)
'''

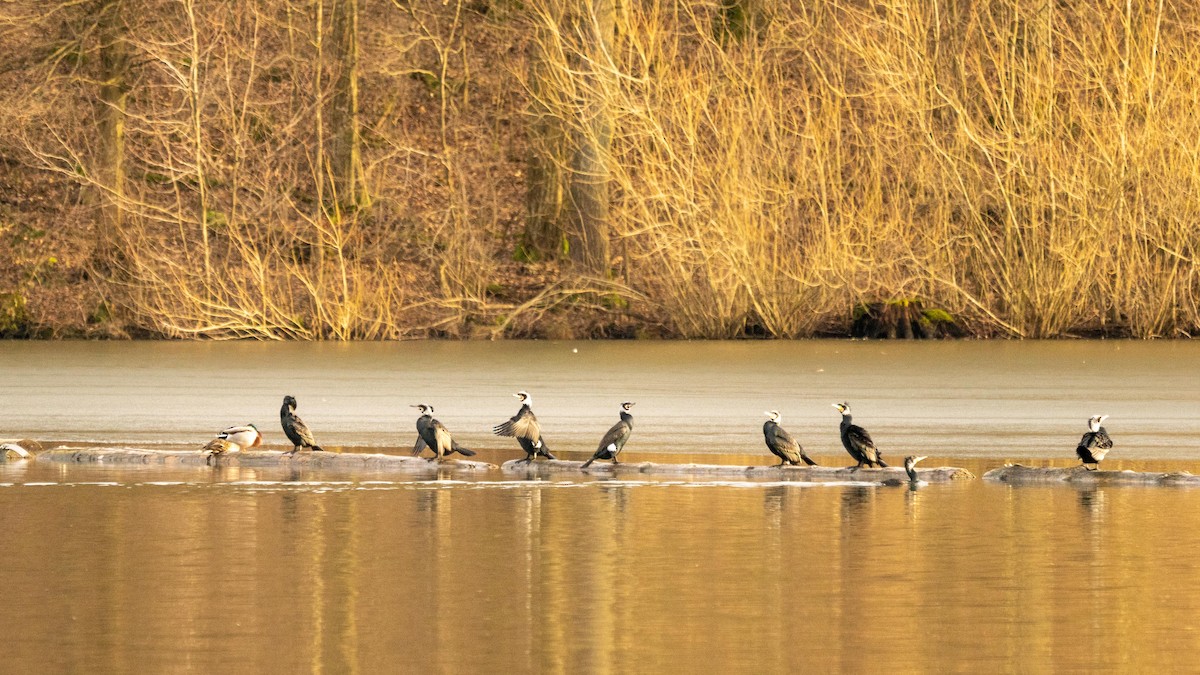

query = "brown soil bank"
(2, 1), (1199, 340)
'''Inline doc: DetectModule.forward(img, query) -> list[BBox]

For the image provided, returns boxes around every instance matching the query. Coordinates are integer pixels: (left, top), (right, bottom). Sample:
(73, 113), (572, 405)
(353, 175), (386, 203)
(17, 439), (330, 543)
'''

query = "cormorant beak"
(1099, 415), (1109, 423)
(914, 456), (927, 464)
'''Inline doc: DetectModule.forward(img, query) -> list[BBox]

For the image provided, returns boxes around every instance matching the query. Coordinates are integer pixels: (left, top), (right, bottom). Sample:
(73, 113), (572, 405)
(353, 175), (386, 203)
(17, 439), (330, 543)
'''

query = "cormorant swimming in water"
(281, 395), (325, 455)
(411, 404), (476, 461)
(582, 402), (635, 469)
(904, 455), (927, 483)
(833, 402), (888, 469)
(762, 411), (818, 467)
(1076, 414), (1113, 471)
(493, 391), (556, 462)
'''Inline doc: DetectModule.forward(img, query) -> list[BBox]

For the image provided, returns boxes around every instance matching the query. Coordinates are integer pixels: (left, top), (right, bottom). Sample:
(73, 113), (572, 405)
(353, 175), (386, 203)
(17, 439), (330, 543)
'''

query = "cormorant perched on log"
(582, 402), (635, 469)
(411, 404), (476, 461)
(493, 391), (555, 462)
(833, 402), (888, 469)
(762, 411), (818, 467)
(1076, 414), (1113, 471)
(281, 395), (325, 455)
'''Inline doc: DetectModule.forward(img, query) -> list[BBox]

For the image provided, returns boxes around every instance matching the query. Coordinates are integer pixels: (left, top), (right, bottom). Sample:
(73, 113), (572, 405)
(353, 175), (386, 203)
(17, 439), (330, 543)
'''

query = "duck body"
(218, 424), (262, 449)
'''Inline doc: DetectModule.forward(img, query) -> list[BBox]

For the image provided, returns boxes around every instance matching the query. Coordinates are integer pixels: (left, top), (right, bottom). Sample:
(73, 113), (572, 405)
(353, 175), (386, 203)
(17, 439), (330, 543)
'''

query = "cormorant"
(493, 391), (556, 462)
(904, 455), (927, 483)
(762, 411), (818, 467)
(411, 404), (476, 461)
(582, 402), (635, 469)
(1076, 414), (1113, 471)
(281, 395), (325, 455)
(833, 402), (888, 469)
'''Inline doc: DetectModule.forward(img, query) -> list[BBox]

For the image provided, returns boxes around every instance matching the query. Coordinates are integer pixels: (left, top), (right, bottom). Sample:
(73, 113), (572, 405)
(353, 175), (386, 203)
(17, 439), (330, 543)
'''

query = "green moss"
(922, 308), (956, 324)
(0, 292), (29, 337)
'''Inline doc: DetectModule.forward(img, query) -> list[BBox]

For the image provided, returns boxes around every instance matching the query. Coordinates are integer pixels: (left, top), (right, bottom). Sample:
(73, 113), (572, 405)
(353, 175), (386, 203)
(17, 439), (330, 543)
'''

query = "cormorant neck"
(620, 410), (633, 425)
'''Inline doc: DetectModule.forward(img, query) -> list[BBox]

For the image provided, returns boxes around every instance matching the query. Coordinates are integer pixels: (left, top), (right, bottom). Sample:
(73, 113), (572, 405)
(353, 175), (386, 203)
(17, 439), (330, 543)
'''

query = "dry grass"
(2, 0), (1200, 338)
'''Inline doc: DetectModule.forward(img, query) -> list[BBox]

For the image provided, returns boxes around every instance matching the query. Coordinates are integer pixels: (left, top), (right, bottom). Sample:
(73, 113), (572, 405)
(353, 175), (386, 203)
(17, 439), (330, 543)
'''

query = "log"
(501, 459), (973, 483)
(33, 447), (496, 472)
(983, 463), (1200, 486)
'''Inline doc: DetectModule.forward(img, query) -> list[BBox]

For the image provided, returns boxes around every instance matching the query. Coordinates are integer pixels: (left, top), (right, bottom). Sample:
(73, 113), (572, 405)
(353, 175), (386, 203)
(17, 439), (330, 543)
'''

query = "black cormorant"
(904, 455), (927, 483)
(1076, 414), (1113, 471)
(411, 404), (476, 461)
(281, 395), (325, 455)
(833, 402), (888, 469)
(762, 411), (818, 467)
(493, 391), (556, 462)
(582, 402), (635, 469)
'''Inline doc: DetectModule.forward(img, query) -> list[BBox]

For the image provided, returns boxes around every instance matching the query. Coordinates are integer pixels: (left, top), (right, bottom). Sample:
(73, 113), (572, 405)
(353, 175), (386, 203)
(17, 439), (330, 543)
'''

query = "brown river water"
(3, 340), (1200, 671)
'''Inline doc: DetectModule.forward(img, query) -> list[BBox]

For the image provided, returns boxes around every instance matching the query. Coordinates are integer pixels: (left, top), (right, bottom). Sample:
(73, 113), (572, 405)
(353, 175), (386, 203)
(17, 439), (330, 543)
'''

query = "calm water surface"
(3, 341), (1200, 672)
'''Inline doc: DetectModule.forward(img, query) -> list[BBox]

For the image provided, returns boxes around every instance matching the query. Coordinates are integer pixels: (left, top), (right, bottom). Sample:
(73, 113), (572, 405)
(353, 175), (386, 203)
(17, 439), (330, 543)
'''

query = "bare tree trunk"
(565, 0), (613, 273)
(329, 0), (366, 209)
(524, 0), (613, 273)
(95, 0), (128, 271)
(524, 2), (567, 261)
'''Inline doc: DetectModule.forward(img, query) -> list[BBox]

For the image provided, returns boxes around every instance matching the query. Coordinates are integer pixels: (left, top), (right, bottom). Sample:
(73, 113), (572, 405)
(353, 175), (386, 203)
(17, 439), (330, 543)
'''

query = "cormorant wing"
(494, 408), (540, 440)
(433, 421), (454, 455)
(1093, 429), (1114, 450)
(412, 436), (428, 456)
(596, 419), (630, 452)
(846, 424), (876, 455)
(290, 414), (318, 446)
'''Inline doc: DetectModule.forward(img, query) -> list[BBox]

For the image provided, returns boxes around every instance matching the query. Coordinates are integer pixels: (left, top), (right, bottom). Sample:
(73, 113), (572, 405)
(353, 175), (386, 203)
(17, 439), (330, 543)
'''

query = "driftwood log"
(33, 447), (496, 473)
(502, 459), (974, 483)
(983, 463), (1200, 486)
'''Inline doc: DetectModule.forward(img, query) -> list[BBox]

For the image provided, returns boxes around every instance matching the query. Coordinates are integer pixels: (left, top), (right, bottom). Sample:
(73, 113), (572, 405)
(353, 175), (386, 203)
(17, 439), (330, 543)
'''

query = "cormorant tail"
(801, 454), (818, 467)
(581, 457), (596, 469)
(876, 458), (888, 468)
(311, 445), (326, 453)
(452, 442), (476, 457)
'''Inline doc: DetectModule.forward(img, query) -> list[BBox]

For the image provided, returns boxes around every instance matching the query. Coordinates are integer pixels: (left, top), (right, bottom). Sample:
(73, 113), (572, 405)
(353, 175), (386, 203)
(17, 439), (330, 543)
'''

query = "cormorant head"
(833, 402), (850, 416)
(620, 402), (635, 412)
(283, 395), (297, 411)
(515, 391), (531, 406)
(765, 410), (782, 422)
(1088, 414), (1108, 432)
(411, 404), (432, 415)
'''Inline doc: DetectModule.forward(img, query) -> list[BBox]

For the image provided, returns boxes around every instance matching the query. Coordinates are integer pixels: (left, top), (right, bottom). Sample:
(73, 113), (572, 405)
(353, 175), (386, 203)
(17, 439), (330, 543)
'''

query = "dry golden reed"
(3, 0), (1198, 338)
